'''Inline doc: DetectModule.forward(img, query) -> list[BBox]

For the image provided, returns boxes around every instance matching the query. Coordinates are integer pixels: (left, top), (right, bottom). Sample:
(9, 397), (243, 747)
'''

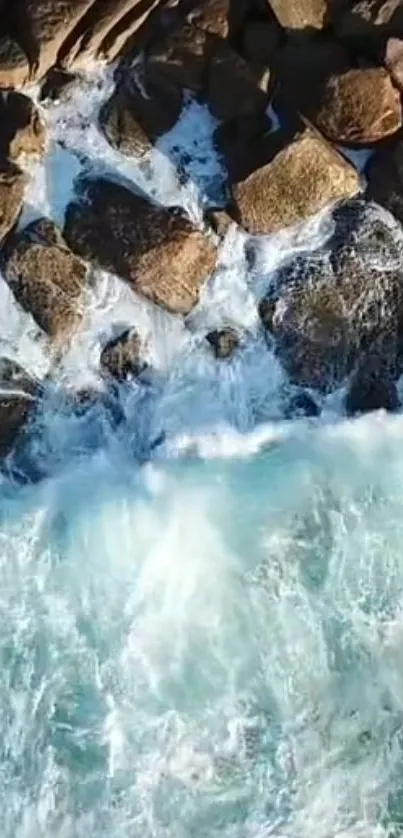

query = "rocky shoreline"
(0, 0), (403, 468)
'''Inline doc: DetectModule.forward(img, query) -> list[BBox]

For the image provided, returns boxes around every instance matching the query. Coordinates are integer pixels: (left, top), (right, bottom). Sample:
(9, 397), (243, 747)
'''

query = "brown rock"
(0, 161), (26, 244)
(0, 35), (30, 87)
(206, 327), (239, 358)
(367, 135), (403, 223)
(267, 0), (347, 32)
(0, 358), (38, 458)
(99, 70), (183, 158)
(4, 218), (88, 345)
(0, 91), (45, 160)
(312, 67), (402, 145)
(207, 37), (268, 121)
(259, 200), (403, 390)
(337, 0), (403, 52)
(229, 126), (361, 235)
(147, 21), (214, 92)
(185, 0), (249, 40)
(64, 178), (217, 315)
(39, 68), (77, 102)
(385, 36), (403, 90)
(101, 328), (145, 380)
(14, 0), (95, 80)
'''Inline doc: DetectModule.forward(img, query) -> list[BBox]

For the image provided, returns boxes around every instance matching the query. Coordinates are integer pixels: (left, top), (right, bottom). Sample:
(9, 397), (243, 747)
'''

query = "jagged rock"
(0, 161), (26, 244)
(0, 358), (38, 458)
(206, 37), (268, 121)
(147, 21), (214, 92)
(64, 178), (217, 315)
(337, 0), (403, 53)
(312, 68), (402, 145)
(101, 328), (144, 380)
(0, 91), (45, 160)
(39, 68), (77, 102)
(185, 0), (249, 39)
(100, 70), (183, 158)
(213, 112), (274, 184)
(206, 327), (239, 358)
(259, 200), (403, 391)
(227, 126), (360, 235)
(4, 218), (88, 344)
(62, 0), (162, 66)
(0, 34), (30, 87)
(14, 0), (95, 80)
(267, 0), (347, 32)
(367, 135), (403, 225)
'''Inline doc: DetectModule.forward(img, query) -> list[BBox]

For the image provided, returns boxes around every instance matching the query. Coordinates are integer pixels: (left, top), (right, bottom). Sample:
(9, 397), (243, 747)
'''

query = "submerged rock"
(227, 126), (360, 235)
(206, 327), (239, 358)
(64, 177), (217, 315)
(101, 328), (145, 381)
(0, 90), (45, 160)
(259, 200), (403, 391)
(4, 218), (88, 345)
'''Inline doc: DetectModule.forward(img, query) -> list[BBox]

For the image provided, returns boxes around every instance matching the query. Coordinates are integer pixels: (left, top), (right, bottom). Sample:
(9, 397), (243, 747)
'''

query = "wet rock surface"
(101, 328), (145, 381)
(0, 358), (38, 458)
(206, 327), (239, 358)
(0, 90), (45, 160)
(0, 161), (26, 244)
(64, 178), (217, 315)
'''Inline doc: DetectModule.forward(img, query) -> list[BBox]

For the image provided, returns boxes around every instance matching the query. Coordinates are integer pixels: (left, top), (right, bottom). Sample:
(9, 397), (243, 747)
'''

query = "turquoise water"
(2, 416), (403, 837)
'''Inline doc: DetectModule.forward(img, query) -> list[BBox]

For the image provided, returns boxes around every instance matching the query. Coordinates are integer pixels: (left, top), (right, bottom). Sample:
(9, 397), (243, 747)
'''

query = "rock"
(147, 21), (214, 92)
(0, 91), (45, 161)
(94, 0), (163, 63)
(267, 0), (347, 32)
(312, 68), (402, 145)
(4, 218), (88, 345)
(39, 68), (77, 102)
(259, 200), (403, 391)
(367, 135), (403, 225)
(64, 178), (217, 315)
(0, 34), (30, 87)
(99, 69), (183, 158)
(206, 37), (268, 121)
(228, 126), (361, 235)
(0, 161), (26, 244)
(0, 358), (38, 458)
(101, 328), (144, 380)
(337, 0), (403, 53)
(345, 367), (399, 414)
(185, 0), (249, 40)
(241, 19), (282, 67)
(213, 112), (274, 183)
(285, 391), (320, 417)
(14, 0), (95, 80)
(206, 327), (239, 358)
(385, 37), (403, 90)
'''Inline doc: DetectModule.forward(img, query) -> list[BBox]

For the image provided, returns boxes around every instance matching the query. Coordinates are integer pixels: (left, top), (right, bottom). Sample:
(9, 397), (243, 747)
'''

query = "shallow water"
(0, 64), (401, 837)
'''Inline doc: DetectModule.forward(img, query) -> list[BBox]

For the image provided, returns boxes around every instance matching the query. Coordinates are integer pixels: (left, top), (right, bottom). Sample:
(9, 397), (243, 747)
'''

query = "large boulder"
(259, 200), (403, 391)
(4, 218), (88, 345)
(64, 178), (217, 315)
(367, 135), (403, 225)
(226, 126), (360, 235)
(273, 37), (350, 118)
(311, 67), (402, 145)
(267, 0), (347, 32)
(0, 91), (45, 160)
(0, 357), (38, 458)
(206, 37), (268, 121)
(100, 70), (183, 158)
(0, 161), (26, 244)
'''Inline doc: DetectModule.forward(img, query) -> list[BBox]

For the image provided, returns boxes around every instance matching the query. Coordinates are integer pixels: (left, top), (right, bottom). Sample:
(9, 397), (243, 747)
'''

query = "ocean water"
(0, 64), (401, 837)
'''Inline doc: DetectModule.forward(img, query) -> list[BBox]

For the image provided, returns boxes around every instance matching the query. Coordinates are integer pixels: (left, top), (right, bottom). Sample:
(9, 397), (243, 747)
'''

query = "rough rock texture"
(0, 91), (45, 160)
(259, 200), (403, 391)
(0, 34), (30, 87)
(228, 127), (361, 235)
(206, 37), (268, 121)
(206, 327), (239, 358)
(312, 68), (402, 145)
(100, 70), (183, 158)
(64, 178), (217, 315)
(0, 161), (26, 244)
(367, 136), (403, 225)
(0, 358), (38, 458)
(14, 0), (95, 80)
(267, 0), (347, 32)
(4, 218), (88, 344)
(147, 21), (214, 92)
(385, 36), (403, 90)
(185, 0), (249, 39)
(337, 0), (403, 51)
(101, 328), (144, 380)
